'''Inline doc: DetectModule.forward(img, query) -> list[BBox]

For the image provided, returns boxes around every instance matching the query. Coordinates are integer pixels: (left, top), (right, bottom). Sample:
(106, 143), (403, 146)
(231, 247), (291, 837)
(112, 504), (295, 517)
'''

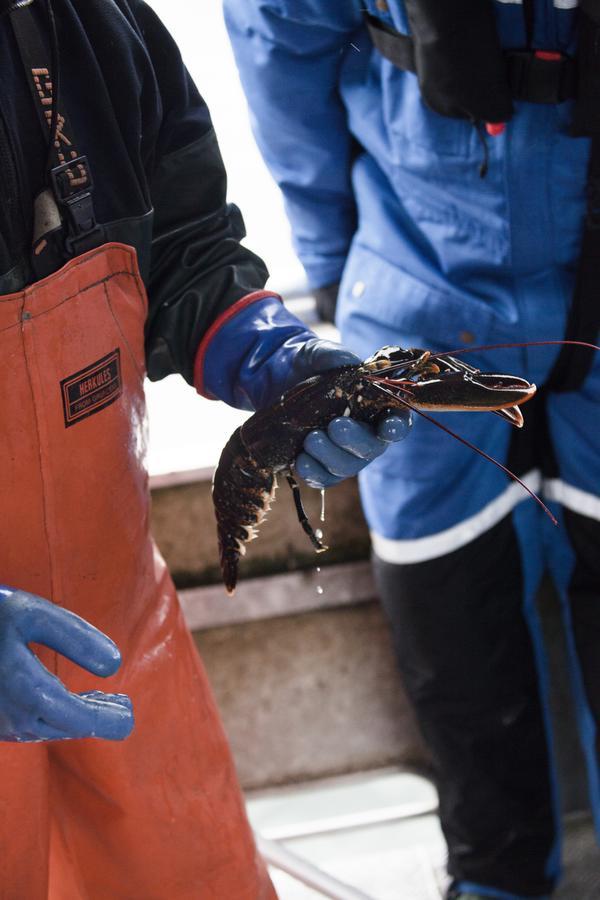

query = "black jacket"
(0, 0), (270, 383)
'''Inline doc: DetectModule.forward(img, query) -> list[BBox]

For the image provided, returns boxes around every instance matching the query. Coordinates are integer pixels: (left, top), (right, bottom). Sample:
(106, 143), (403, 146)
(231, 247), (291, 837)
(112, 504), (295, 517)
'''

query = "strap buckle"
(505, 49), (576, 105)
(50, 156), (103, 254)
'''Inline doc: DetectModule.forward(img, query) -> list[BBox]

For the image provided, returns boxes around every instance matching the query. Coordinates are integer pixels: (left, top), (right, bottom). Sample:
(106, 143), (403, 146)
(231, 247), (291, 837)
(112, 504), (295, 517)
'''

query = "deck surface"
(246, 769), (600, 899)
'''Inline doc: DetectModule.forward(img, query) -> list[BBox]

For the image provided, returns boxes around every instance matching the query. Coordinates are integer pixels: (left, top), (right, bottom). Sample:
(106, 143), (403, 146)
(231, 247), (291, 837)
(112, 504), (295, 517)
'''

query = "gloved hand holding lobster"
(275, 335), (412, 489)
(198, 294), (412, 488)
(198, 294), (412, 593)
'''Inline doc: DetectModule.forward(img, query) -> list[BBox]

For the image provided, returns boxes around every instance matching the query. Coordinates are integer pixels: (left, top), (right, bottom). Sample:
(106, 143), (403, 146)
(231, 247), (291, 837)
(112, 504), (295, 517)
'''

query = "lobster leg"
(286, 473), (329, 553)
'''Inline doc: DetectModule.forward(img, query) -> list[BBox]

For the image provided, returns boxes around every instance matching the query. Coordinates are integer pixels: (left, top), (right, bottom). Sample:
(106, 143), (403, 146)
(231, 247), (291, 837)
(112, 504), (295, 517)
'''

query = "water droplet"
(315, 528), (323, 541)
(316, 585), (324, 595)
(320, 489), (326, 523)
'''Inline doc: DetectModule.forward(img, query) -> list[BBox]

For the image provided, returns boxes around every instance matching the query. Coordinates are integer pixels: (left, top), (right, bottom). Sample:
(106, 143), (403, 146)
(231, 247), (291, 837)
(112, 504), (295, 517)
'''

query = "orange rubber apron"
(0, 243), (275, 900)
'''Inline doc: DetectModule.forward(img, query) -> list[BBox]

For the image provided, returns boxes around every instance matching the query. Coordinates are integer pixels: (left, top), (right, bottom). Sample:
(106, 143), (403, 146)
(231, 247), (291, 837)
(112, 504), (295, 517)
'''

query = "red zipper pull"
(535, 50), (562, 61)
(485, 122), (506, 137)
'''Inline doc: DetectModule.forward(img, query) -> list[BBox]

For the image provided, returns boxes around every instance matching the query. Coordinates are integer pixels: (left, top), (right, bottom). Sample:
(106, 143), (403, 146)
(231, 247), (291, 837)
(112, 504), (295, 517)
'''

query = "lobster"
(212, 344), (545, 595)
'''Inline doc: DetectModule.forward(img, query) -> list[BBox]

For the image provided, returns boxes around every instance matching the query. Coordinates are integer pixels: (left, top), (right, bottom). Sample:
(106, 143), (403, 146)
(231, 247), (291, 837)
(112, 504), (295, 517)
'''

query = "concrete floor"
(247, 768), (445, 900)
(246, 769), (600, 900)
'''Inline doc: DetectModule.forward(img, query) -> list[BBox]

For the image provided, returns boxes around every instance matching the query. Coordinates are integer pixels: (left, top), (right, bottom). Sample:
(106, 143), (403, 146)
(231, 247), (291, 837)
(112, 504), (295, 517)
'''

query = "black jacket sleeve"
(119, 1), (271, 384)
(0, 0), (268, 383)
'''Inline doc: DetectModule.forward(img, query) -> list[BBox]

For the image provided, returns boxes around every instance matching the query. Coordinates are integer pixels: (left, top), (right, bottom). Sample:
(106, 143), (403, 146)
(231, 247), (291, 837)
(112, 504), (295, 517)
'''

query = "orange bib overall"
(0, 243), (275, 900)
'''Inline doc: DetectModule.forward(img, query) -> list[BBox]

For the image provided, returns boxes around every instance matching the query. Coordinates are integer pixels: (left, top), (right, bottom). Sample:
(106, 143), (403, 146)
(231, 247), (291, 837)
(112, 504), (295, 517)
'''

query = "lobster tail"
(222, 551), (241, 598)
(212, 426), (278, 595)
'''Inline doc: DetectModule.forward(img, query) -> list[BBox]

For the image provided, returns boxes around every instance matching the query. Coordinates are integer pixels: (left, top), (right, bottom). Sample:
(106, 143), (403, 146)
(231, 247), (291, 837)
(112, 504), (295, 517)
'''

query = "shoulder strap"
(364, 14), (415, 73)
(397, 0), (514, 122)
(364, 12), (576, 113)
(9, 1), (102, 256)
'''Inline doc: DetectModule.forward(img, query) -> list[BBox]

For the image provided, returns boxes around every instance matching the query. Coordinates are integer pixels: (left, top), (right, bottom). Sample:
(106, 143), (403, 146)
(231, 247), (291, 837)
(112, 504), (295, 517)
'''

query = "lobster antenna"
(435, 339), (600, 359)
(366, 340), (600, 379)
(372, 381), (558, 526)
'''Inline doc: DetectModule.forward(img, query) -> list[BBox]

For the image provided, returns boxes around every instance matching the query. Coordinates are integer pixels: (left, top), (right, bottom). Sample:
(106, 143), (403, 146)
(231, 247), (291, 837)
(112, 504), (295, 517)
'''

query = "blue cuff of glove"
(195, 293), (358, 410)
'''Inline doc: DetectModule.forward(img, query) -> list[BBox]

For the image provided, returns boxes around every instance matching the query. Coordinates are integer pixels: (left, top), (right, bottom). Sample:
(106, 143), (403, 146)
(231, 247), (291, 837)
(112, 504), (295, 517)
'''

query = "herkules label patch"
(61, 349), (122, 427)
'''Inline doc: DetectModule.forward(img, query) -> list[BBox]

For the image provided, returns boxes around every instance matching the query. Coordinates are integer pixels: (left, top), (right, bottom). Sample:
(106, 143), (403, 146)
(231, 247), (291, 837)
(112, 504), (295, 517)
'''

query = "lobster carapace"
(212, 346), (537, 595)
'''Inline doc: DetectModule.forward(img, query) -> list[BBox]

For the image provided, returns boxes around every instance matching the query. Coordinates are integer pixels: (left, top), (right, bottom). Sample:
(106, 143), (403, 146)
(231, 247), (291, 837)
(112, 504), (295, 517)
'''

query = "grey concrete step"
(150, 470), (429, 791)
(193, 597), (428, 791)
(150, 468), (370, 589)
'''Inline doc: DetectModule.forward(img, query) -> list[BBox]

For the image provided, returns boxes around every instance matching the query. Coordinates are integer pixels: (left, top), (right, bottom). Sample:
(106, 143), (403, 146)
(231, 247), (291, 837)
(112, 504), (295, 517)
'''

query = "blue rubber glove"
(200, 295), (412, 484)
(200, 294), (361, 410)
(296, 414), (411, 488)
(0, 586), (134, 742)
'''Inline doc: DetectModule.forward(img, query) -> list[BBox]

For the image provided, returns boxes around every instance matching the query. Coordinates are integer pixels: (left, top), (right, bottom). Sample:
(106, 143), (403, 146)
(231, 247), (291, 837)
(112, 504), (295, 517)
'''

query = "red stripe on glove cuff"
(193, 291), (282, 397)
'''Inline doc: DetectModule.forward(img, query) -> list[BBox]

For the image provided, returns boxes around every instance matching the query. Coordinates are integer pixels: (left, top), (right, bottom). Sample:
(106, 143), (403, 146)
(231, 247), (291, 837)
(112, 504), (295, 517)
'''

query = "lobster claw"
(494, 406), (525, 427)
(406, 371), (537, 428)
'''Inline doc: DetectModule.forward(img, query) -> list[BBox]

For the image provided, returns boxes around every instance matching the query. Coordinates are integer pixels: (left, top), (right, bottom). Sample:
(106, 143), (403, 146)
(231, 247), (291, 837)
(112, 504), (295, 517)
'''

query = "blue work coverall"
(225, 1), (600, 897)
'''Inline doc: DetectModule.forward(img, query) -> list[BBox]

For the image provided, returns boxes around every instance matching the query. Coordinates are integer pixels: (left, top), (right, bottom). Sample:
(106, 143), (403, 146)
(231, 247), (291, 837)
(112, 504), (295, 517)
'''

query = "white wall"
(144, 2), (306, 476)
(147, 0), (304, 293)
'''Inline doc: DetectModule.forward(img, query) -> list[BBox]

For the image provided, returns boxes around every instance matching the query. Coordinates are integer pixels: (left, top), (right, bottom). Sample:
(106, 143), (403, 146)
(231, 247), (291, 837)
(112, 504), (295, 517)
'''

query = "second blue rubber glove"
(199, 295), (412, 485)
(0, 586), (134, 742)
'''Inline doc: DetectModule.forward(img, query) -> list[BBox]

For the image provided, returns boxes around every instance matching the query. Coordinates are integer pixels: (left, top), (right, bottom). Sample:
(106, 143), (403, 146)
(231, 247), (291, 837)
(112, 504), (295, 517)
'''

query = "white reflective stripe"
(543, 479), (600, 522)
(495, 1), (578, 9)
(371, 470), (541, 565)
